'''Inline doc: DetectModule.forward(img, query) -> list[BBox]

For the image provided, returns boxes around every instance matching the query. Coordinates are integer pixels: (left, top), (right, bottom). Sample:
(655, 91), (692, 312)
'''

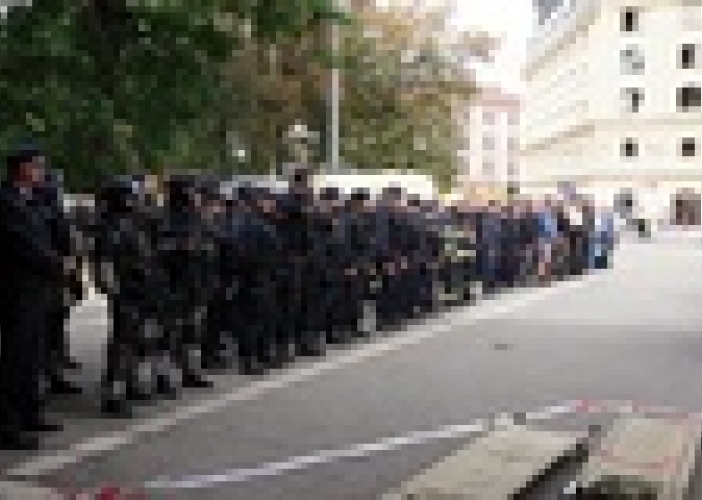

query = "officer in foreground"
(0, 142), (78, 449)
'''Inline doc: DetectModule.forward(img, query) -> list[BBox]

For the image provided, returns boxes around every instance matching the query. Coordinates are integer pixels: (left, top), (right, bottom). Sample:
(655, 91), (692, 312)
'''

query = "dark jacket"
(0, 183), (65, 290)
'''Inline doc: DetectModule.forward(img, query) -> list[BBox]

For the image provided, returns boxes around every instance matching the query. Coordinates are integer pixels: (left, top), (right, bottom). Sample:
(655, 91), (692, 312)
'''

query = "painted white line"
(7, 273), (604, 479)
(143, 401), (583, 491)
(525, 402), (579, 421)
(145, 422), (488, 490)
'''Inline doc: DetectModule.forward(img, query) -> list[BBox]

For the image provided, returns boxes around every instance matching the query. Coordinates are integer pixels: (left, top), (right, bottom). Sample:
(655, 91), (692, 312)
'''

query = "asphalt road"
(3, 238), (702, 499)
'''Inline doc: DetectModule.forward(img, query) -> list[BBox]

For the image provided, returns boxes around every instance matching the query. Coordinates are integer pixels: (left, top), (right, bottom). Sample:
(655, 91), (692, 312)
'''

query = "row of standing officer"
(0, 143), (597, 449)
(87, 167), (452, 418)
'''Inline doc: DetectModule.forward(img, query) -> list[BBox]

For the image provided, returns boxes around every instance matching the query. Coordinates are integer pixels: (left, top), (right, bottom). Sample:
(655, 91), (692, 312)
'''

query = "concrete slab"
(573, 416), (702, 499)
(384, 425), (586, 499)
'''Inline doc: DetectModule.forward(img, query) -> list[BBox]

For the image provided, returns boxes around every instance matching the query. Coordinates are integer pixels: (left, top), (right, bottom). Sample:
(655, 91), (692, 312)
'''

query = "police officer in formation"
(38, 168), (85, 394)
(92, 177), (163, 416)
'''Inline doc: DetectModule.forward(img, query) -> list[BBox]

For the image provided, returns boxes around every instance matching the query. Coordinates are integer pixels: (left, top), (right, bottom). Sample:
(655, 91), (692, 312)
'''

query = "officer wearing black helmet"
(155, 174), (214, 389)
(226, 184), (282, 374)
(341, 188), (378, 338)
(0, 141), (76, 448)
(197, 179), (236, 372)
(92, 177), (166, 416)
(315, 186), (348, 345)
(373, 185), (411, 329)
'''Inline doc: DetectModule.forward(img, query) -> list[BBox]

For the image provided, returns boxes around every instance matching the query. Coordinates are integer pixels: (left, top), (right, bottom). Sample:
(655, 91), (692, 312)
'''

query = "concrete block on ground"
(384, 425), (586, 499)
(573, 416), (702, 499)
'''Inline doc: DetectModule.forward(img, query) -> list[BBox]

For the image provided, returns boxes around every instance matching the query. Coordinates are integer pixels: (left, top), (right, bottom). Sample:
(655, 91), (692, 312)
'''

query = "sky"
(375, 0), (535, 96)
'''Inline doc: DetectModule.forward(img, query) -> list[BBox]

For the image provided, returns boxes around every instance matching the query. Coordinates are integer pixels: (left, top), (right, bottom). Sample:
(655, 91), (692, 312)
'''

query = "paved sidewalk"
(654, 225), (702, 241)
(0, 480), (62, 499)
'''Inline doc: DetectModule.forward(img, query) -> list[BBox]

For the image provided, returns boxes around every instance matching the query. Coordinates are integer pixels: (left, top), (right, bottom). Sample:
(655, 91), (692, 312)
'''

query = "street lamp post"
(328, 0), (348, 174)
(329, 19), (341, 174)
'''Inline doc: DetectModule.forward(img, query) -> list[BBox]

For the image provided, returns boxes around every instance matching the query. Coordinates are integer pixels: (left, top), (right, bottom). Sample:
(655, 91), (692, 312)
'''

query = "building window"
(678, 85), (702, 111)
(622, 138), (638, 157)
(621, 47), (645, 74)
(483, 112), (495, 125)
(623, 88), (644, 112)
(483, 136), (495, 150)
(680, 44), (698, 69)
(681, 138), (697, 157)
(507, 161), (517, 176)
(621, 7), (639, 32)
(483, 161), (495, 175)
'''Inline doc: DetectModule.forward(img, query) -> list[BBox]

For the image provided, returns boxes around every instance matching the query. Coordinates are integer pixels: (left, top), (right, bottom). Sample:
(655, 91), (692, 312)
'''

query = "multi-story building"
(456, 87), (521, 195)
(522, 0), (702, 225)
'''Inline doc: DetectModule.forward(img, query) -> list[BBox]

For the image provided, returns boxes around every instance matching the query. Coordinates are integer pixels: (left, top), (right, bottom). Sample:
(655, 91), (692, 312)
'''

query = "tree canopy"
(0, 0), (486, 191)
(0, 0), (344, 189)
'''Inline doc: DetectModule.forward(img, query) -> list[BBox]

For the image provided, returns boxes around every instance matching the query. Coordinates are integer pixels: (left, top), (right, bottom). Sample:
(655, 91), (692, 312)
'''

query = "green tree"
(0, 0), (344, 189)
(334, 1), (484, 190)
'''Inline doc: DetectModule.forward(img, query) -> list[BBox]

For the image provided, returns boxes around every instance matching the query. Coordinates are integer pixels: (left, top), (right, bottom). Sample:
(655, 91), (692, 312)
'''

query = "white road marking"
(144, 401), (582, 491)
(525, 403), (577, 421)
(6, 272), (606, 479)
(138, 399), (702, 492)
(145, 423), (488, 490)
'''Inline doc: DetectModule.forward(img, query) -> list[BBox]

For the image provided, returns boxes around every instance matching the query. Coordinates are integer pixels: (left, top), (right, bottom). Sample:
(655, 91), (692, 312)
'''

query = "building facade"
(522, 0), (702, 225)
(456, 87), (521, 196)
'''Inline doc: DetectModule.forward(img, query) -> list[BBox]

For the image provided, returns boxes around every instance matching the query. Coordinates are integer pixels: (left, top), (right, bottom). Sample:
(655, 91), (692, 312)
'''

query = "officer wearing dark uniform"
(258, 188), (295, 367)
(306, 193), (334, 352)
(340, 189), (376, 338)
(316, 187), (351, 345)
(374, 186), (413, 330)
(93, 178), (166, 416)
(201, 185), (236, 372)
(0, 142), (72, 448)
(552, 202), (572, 280)
(277, 168), (325, 357)
(235, 187), (283, 374)
(496, 204), (519, 289)
(407, 196), (442, 318)
(156, 175), (214, 389)
(438, 205), (475, 305)
(475, 201), (502, 295)
(38, 168), (84, 395)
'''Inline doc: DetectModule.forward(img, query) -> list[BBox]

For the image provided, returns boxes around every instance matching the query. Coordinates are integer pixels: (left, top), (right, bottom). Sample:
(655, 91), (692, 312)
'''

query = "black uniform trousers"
(235, 283), (273, 367)
(159, 302), (207, 378)
(338, 276), (366, 335)
(103, 295), (144, 392)
(288, 260), (323, 355)
(44, 292), (76, 382)
(202, 285), (234, 362)
(0, 281), (54, 430)
(376, 269), (406, 327)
